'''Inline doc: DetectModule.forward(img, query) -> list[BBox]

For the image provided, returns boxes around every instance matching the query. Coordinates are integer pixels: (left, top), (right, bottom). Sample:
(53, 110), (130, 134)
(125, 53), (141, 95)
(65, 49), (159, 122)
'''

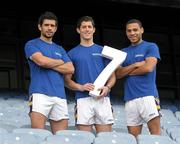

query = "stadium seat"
(0, 106), (30, 128)
(96, 131), (137, 144)
(175, 137), (180, 144)
(112, 127), (128, 133)
(0, 128), (8, 134)
(0, 122), (17, 132)
(67, 125), (77, 130)
(160, 110), (180, 130)
(0, 133), (42, 144)
(20, 124), (52, 131)
(166, 127), (180, 140)
(12, 128), (52, 140)
(141, 125), (150, 134)
(175, 111), (180, 120)
(45, 135), (92, 144)
(137, 134), (177, 144)
(56, 130), (95, 143)
(161, 109), (175, 117)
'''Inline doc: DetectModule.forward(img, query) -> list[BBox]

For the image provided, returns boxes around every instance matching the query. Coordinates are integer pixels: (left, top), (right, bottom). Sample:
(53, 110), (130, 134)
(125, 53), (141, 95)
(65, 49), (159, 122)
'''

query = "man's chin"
(45, 35), (53, 39)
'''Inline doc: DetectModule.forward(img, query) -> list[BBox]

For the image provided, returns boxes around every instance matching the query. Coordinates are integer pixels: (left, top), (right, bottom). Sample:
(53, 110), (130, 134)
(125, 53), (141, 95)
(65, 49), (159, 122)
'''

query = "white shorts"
(29, 93), (69, 121)
(125, 96), (161, 126)
(75, 97), (114, 125)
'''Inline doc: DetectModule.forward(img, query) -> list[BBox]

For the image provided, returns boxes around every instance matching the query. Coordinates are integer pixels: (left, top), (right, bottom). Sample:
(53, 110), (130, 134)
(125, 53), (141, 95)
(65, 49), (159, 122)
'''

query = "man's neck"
(131, 39), (143, 46)
(80, 41), (94, 47)
(40, 36), (53, 44)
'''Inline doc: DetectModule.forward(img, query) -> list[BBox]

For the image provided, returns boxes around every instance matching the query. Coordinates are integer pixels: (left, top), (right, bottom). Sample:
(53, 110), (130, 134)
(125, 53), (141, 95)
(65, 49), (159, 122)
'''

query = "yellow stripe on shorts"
(28, 101), (32, 106)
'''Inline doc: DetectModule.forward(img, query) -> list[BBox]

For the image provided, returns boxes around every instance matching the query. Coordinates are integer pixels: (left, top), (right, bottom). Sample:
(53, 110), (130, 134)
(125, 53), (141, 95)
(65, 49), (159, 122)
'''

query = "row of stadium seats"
(1, 91), (180, 143)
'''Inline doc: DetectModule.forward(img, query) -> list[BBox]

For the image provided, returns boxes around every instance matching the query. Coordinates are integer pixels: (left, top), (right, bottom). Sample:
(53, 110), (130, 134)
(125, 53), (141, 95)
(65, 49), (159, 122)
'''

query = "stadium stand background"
(0, 0), (180, 102)
(1, 1), (180, 144)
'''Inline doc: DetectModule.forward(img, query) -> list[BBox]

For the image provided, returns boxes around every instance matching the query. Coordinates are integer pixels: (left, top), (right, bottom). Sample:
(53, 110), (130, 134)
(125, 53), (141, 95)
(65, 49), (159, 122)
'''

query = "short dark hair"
(76, 16), (95, 28)
(38, 11), (58, 27)
(126, 19), (142, 28)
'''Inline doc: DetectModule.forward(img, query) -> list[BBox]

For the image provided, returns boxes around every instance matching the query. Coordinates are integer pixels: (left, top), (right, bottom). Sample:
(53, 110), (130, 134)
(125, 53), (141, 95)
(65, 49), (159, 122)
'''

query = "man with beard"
(24, 11), (74, 134)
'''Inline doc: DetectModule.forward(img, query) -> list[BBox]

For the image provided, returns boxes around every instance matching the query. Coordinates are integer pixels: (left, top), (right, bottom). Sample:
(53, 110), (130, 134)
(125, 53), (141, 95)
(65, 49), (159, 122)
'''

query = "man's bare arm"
(98, 72), (116, 98)
(115, 61), (145, 79)
(31, 52), (64, 68)
(52, 62), (74, 74)
(64, 74), (94, 91)
(129, 57), (157, 75)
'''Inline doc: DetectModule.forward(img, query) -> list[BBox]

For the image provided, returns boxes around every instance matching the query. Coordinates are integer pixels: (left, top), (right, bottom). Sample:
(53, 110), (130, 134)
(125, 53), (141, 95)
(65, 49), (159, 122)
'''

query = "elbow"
(115, 73), (123, 79)
(116, 75), (124, 79)
(69, 63), (75, 74)
(146, 67), (154, 73)
(69, 66), (75, 74)
(115, 72), (123, 79)
(66, 64), (75, 74)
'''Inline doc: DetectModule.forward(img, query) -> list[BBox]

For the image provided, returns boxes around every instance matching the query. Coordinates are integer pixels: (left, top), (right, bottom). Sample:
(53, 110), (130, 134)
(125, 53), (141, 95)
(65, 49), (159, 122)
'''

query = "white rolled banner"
(89, 45), (127, 97)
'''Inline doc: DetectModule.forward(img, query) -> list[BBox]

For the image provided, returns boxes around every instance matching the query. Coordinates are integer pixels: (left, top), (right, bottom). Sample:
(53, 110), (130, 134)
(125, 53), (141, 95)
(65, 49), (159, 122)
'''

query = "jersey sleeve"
(25, 41), (40, 59)
(146, 43), (161, 60)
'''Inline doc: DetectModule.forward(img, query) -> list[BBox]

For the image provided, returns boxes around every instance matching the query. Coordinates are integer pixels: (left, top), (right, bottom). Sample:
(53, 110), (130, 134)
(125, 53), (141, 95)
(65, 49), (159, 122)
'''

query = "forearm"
(64, 74), (82, 91)
(68, 82), (82, 91)
(129, 64), (154, 75)
(52, 62), (74, 74)
(116, 60), (146, 78)
(105, 72), (116, 89)
(43, 58), (64, 68)
(115, 64), (137, 79)
(129, 58), (157, 75)
(31, 52), (64, 68)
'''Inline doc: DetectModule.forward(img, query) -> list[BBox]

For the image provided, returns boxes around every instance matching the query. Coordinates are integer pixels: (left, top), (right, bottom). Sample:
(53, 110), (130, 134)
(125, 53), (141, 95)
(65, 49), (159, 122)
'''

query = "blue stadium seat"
(0, 133), (42, 144)
(0, 122), (17, 132)
(96, 132), (137, 144)
(0, 128), (8, 134)
(161, 105), (178, 113)
(56, 130), (95, 143)
(20, 124), (52, 132)
(45, 135), (92, 144)
(175, 111), (180, 121)
(137, 134), (177, 144)
(161, 109), (175, 117)
(12, 128), (52, 140)
(112, 127), (128, 133)
(166, 127), (180, 141)
(0, 105), (30, 128)
(175, 137), (180, 144)
(160, 109), (180, 130)
(67, 125), (77, 130)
